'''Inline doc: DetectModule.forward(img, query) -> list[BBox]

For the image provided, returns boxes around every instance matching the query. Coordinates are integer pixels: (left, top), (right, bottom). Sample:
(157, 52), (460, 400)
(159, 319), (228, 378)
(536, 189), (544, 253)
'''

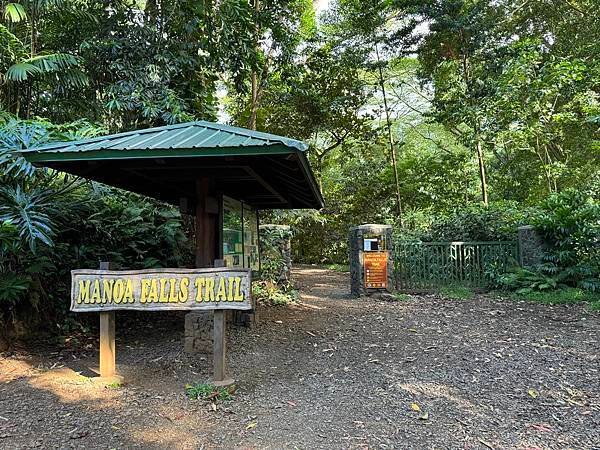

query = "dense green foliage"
(253, 226), (298, 306)
(1, 0), (599, 339)
(0, 118), (192, 341)
(494, 189), (600, 294)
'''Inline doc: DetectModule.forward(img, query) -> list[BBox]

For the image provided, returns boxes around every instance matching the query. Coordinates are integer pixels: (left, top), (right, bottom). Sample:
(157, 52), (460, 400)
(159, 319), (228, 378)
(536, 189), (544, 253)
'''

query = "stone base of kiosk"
(184, 312), (214, 353)
(185, 310), (258, 354)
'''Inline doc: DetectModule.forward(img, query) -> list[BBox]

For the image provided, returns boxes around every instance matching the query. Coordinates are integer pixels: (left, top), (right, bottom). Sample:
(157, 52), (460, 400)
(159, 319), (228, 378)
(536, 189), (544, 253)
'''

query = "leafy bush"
(492, 267), (560, 293)
(423, 202), (534, 242)
(253, 225), (298, 306)
(533, 189), (599, 292)
(252, 280), (299, 306)
(490, 190), (599, 302)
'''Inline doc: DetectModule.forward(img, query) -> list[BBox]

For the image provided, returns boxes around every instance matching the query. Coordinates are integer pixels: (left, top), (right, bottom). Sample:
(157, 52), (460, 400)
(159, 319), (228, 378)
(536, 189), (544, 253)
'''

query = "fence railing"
(394, 241), (518, 291)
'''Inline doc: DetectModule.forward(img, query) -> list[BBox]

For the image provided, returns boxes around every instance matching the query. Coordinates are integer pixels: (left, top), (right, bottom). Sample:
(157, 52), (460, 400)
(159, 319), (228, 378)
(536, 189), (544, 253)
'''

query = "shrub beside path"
(1, 265), (599, 449)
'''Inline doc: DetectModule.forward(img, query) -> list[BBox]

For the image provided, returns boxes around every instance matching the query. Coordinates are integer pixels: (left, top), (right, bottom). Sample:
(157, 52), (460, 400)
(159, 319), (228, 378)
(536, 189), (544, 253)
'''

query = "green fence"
(394, 241), (518, 291)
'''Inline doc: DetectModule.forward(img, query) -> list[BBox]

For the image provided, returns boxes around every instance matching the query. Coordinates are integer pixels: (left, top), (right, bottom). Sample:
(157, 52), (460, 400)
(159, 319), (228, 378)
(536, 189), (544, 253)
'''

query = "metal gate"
(394, 241), (518, 291)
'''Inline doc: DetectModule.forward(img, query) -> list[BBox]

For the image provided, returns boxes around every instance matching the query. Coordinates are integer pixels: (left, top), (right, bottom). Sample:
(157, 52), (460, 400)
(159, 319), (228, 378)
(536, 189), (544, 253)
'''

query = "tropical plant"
(534, 189), (600, 291)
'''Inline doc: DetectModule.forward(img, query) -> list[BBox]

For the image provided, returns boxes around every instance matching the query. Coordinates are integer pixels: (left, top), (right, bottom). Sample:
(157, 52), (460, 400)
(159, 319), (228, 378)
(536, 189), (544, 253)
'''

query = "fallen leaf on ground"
(418, 411), (429, 420)
(528, 389), (539, 398)
(410, 403), (421, 412)
(530, 423), (553, 432)
(477, 437), (494, 449)
(246, 422), (257, 430)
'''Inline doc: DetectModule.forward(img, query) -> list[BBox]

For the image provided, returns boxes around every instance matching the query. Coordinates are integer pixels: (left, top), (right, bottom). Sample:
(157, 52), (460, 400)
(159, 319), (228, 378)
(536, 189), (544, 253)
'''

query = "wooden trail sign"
(71, 265), (252, 386)
(71, 268), (252, 312)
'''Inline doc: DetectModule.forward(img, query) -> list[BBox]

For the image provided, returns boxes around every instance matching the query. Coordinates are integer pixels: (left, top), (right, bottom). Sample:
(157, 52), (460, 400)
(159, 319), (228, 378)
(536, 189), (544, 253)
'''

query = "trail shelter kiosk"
(20, 120), (324, 384)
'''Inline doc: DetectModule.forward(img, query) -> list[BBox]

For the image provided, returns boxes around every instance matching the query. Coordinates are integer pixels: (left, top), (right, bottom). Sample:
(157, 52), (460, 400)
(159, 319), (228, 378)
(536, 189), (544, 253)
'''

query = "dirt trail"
(1, 265), (599, 449)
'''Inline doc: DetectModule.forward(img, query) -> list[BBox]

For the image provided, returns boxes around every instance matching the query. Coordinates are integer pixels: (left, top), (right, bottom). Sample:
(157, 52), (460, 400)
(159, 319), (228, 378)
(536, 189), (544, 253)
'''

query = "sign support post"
(213, 310), (231, 386)
(99, 310), (116, 377)
(71, 267), (251, 386)
(97, 261), (122, 384)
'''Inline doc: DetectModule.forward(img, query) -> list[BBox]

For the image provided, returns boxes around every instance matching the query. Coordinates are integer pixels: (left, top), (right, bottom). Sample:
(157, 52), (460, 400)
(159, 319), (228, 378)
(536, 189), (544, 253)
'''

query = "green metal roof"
(22, 120), (308, 156)
(20, 121), (324, 210)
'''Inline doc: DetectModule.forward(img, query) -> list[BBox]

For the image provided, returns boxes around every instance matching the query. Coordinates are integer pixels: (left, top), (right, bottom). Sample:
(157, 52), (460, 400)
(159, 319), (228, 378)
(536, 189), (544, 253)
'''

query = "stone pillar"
(349, 224), (393, 297)
(184, 312), (214, 354)
(259, 224), (292, 283)
(518, 225), (545, 269)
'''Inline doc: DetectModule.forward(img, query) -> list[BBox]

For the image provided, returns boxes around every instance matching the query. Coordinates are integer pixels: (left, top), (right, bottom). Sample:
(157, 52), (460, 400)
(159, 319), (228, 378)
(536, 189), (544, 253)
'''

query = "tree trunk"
(248, 0), (260, 131)
(476, 138), (488, 205)
(375, 44), (403, 226)
(249, 71), (259, 130)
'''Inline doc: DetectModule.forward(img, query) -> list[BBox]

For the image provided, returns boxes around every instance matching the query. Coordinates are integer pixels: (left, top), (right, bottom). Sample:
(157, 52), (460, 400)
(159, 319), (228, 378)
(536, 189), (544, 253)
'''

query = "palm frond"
(4, 3), (27, 22)
(0, 184), (56, 253)
(5, 62), (43, 81)
(0, 120), (51, 178)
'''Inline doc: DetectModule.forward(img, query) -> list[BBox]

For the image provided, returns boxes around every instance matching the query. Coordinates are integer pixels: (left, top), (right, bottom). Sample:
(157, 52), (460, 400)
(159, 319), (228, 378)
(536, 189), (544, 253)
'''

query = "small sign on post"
(71, 267), (252, 385)
(364, 252), (388, 289)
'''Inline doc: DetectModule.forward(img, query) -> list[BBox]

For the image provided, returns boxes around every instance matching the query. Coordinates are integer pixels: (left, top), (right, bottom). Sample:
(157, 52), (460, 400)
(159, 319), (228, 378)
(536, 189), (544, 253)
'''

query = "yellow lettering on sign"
(123, 279), (134, 303)
(140, 279), (150, 303)
(179, 278), (189, 302)
(159, 278), (169, 303)
(233, 277), (244, 301)
(77, 280), (91, 304)
(91, 280), (101, 304)
(216, 277), (227, 302)
(168, 278), (178, 303)
(148, 279), (158, 302)
(194, 277), (205, 302)
(205, 278), (215, 302)
(113, 279), (124, 304)
(228, 277), (235, 301)
(102, 279), (114, 303)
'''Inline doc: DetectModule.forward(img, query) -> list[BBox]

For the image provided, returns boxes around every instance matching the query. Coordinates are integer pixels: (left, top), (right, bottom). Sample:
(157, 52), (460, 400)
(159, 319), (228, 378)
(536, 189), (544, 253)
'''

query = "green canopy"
(20, 121), (324, 210)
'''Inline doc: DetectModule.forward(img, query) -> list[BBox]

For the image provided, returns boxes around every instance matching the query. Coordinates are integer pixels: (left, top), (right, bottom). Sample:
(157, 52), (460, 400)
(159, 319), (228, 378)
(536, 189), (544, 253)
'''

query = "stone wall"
(518, 225), (545, 269)
(349, 224), (394, 297)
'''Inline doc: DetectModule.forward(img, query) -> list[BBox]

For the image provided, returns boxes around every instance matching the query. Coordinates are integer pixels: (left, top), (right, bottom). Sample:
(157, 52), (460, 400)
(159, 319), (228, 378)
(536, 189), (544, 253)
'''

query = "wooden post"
(212, 258), (231, 385)
(213, 310), (231, 386)
(195, 178), (215, 268)
(98, 261), (120, 382)
(99, 310), (116, 377)
(195, 179), (232, 386)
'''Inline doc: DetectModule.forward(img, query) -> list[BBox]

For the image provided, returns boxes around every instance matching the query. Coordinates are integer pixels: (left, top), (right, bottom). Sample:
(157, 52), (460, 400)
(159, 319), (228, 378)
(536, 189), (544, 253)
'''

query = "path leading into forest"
(1, 266), (599, 449)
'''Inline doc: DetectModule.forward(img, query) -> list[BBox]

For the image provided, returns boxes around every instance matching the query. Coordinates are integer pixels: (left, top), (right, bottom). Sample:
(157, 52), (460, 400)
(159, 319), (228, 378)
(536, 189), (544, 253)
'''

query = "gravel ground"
(1, 265), (599, 449)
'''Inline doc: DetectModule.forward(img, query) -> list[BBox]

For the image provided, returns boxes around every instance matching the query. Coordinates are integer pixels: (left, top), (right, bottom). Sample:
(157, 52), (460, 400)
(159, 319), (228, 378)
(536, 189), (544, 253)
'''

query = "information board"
(364, 252), (388, 289)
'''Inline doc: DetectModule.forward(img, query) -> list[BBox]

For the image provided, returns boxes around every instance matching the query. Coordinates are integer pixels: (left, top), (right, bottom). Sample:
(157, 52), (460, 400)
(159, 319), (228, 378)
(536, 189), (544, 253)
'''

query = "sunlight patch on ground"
(27, 367), (121, 405)
(395, 381), (477, 412)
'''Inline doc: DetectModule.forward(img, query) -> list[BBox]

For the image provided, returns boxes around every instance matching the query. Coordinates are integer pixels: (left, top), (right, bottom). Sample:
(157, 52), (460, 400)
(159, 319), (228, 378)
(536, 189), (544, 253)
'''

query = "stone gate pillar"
(349, 224), (393, 297)
(518, 225), (545, 269)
